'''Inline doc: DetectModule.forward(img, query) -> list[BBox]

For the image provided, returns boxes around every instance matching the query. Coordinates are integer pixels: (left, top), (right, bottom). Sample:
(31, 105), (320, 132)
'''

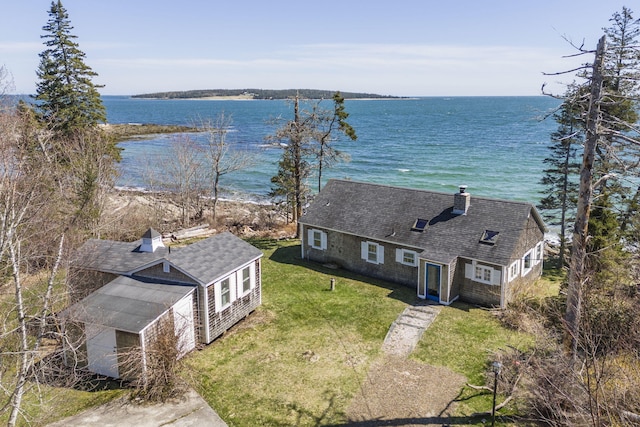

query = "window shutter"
(361, 242), (368, 260)
(396, 248), (402, 263)
(321, 232), (327, 250)
(378, 245), (384, 264)
(214, 282), (221, 312)
(307, 229), (314, 247)
(465, 263), (473, 279)
(492, 270), (502, 286)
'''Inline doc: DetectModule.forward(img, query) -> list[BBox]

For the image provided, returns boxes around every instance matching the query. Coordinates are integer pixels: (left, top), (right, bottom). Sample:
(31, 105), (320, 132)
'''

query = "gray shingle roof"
(76, 239), (168, 274)
(300, 179), (545, 266)
(169, 231), (263, 284)
(75, 231), (263, 286)
(65, 276), (195, 333)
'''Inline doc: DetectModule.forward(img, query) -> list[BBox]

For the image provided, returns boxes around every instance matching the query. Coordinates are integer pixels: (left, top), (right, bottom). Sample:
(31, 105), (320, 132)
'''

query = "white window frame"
(361, 241), (384, 264)
(396, 248), (418, 267)
(215, 275), (237, 312)
(220, 278), (231, 308)
(465, 261), (501, 286)
(522, 250), (533, 276)
(240, 265), (252, 295)
(308, 229), (327, 250)
(534, 242), (544, 265)
(508, 260), (519, 282)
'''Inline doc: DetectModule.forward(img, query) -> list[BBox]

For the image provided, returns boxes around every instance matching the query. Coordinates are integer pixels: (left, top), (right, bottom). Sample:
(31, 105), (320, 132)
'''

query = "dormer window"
(411, 218), (429, 232)
(480, 230), (499, 245)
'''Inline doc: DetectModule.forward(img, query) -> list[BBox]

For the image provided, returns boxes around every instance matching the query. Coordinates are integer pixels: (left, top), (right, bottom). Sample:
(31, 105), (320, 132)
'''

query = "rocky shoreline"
(103, 189), (297, 242)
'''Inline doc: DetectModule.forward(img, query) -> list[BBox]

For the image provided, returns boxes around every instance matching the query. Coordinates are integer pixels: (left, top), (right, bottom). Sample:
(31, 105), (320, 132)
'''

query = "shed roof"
(168, 231), (263, 284)
(65, 276), (195, 333)
(300, 179), (545, 266)
(75, 231), (263, 286)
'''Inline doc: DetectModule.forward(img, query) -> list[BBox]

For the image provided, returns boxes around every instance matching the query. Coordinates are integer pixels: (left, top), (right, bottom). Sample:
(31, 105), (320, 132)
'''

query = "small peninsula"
(132, 88), (400, 100)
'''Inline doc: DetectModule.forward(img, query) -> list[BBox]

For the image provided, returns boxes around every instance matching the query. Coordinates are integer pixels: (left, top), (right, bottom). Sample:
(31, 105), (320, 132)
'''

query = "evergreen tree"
(268, 91), (357, 229)
(314, 91), (357, 192)
(33, 1), (118, 233)
(600, 7), (640, 234)
(35, 0), (106, 137)
(539, 86), (583, 267)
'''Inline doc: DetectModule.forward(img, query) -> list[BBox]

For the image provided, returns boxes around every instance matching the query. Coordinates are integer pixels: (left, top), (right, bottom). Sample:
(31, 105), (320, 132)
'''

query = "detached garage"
(64, 276), (197, 380)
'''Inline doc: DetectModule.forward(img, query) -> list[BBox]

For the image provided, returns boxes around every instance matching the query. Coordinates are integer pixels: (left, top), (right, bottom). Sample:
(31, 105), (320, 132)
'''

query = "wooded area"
(131, 88), (400, 100)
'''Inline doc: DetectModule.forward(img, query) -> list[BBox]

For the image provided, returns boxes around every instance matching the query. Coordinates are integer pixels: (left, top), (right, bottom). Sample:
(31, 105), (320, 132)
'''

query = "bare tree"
(0, 98), (67, 427)
(159, 134), (207, 228)
(564, 36), (607, 357)
(198, 113), (253, 222)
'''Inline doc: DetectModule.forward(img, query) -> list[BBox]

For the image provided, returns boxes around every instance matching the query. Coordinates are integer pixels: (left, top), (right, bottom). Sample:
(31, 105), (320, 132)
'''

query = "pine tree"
(33, 1), (119, 233)
(539, 86), (583, 267)
(35, 0), (106, 137)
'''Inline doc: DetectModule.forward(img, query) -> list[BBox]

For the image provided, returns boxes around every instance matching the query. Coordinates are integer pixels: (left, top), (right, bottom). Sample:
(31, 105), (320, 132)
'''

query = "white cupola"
(139, 228), (164, 253)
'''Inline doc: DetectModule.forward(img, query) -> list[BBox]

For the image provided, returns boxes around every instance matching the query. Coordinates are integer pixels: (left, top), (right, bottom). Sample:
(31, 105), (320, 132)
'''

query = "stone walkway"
(382, 304), (441, 357)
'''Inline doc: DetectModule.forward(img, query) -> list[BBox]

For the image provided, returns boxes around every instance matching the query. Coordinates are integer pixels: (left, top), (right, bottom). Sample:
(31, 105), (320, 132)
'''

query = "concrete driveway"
(47, 388), (227, 427)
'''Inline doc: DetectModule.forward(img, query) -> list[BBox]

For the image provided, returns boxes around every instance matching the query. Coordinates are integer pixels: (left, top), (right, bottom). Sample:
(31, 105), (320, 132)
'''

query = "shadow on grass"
(268, 244), (417, 305)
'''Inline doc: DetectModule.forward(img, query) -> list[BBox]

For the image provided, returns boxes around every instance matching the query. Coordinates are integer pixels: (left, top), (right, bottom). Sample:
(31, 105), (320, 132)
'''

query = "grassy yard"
(3, 238), (542, 426)
(182, 239), (535, 426)
(183, 239), (415, 426)
(412, 303), (534, 420)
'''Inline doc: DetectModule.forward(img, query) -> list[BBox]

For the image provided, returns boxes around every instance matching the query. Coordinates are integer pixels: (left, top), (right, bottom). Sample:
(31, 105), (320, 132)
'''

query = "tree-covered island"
(132, 88), (402, 100)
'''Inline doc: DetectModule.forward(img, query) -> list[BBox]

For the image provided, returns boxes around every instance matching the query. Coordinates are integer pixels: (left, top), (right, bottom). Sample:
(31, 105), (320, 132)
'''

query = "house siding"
(303, 226), (418, 288)
(456, 259), (503, 306)
(205, 259), (262, 343)
(504, 215), (545, 305)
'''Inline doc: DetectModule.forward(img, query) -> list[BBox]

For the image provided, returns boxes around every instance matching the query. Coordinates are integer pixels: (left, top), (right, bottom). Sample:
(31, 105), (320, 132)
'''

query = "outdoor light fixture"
(491, 361), (502, 427)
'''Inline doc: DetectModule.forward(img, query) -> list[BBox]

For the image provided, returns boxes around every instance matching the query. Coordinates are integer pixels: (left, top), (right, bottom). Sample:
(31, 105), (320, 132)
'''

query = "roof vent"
(452, 185), (470, 215)
(139, 228), (164, 253)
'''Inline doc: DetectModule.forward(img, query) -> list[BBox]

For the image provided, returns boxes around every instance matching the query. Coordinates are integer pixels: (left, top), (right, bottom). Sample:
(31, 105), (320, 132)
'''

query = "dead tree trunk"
(565, 35), (606, 357)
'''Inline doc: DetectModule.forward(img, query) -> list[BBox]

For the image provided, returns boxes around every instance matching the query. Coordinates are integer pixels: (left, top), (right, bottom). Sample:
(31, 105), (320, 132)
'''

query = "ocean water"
(104, 96), (561, 205)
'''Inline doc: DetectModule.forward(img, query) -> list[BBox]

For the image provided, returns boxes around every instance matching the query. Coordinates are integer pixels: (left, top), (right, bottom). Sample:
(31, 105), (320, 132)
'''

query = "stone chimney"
(452, 185), (470, 215)
(139, 228), (164, 253)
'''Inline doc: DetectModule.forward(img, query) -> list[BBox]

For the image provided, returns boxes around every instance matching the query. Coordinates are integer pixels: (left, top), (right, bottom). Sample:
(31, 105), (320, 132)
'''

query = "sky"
(0, 0), (632, 96)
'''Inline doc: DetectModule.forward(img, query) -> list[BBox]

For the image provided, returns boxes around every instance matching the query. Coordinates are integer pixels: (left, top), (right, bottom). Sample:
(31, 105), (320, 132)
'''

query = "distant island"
(132, 88), (401, 100)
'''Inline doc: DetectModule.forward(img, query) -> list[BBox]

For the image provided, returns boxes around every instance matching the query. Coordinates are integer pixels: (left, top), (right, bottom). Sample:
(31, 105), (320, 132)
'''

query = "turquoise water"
(105, 96), (561, 204)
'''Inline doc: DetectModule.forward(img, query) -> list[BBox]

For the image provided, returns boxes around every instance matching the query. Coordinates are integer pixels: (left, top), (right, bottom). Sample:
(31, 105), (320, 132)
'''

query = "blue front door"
(425, 263), (441, 301)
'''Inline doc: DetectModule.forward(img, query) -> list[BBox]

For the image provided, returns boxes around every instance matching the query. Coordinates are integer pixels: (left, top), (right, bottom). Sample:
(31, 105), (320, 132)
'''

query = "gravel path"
(381, 304), (441, 357)
(347, 303), (468, 426)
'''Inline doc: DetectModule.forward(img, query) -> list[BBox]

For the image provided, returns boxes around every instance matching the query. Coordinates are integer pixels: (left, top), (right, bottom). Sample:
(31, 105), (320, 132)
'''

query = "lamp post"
(491, 361), (502, 427)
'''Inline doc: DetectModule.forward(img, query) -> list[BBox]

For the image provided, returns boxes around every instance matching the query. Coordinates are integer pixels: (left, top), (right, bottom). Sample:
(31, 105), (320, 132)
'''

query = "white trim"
(238, 264), (254, 296)
(534, 241), (544, 265)
(361, 241), (384, 264)
(522, 249), (534, 276)
(465, 260), (500, 286)
(508, 260), (520, 282)
(299, 222), (424, 253)
(396, 248), (418, 267)
(308, 229), (327, 250)
(203, 285), (211, 343)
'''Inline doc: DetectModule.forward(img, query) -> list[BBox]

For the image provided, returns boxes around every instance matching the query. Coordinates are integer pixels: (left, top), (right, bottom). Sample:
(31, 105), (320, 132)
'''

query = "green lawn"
(4, 238), (539, 426)
(183, 240), (535, 426)
(412, 303), (534, 421)
(183, 239), (416, 426)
